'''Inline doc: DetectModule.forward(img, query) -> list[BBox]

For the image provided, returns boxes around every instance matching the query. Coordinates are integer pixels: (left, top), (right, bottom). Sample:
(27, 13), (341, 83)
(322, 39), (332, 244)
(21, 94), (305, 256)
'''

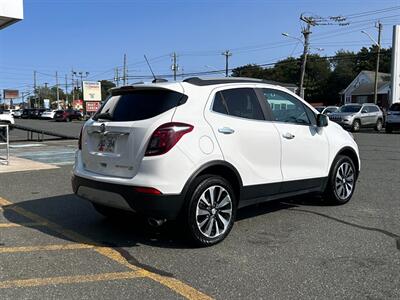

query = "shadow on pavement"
(2, 193), (303, 250)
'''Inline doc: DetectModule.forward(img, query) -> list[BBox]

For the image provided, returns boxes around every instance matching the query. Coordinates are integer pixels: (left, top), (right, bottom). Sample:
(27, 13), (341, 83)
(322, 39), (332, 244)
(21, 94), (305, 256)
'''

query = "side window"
(212, 92), (228, 115)
(371, 106), (379, 112)
(261, 89), (311, 125)
(212, 88), (264, 121)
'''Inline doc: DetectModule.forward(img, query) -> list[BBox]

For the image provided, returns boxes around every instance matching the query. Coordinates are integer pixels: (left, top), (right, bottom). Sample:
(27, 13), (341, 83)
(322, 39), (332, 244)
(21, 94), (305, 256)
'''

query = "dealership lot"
(0, 130), (399, 299)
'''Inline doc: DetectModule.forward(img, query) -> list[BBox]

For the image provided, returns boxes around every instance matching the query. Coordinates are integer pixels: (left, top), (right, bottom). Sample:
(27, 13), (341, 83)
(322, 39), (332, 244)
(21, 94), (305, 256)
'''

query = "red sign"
(85, 101), (101, 112)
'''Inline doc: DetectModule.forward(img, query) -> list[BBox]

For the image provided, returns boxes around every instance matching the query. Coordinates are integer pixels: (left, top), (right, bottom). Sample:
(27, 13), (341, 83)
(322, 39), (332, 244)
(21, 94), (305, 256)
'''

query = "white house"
(341, 70), (391, 108)
(0, 0), (24, 30)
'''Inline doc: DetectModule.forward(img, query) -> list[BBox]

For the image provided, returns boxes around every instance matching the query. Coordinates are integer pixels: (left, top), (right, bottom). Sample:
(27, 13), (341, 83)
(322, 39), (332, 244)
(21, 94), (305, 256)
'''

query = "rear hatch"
(81, 85), (187, 178)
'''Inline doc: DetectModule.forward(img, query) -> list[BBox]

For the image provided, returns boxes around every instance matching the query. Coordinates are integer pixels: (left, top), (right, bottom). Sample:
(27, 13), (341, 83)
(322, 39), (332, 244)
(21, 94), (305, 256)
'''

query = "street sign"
(83, 81), (101, 101)
(43, 99), (50, 109)
(85, 101), (101, 112)
(3, 89), (19, 99)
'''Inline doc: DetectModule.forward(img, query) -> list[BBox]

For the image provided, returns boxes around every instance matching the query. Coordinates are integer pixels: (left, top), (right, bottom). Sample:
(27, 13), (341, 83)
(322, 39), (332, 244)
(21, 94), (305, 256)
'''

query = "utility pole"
(56, 71), (60, 109)
(65, 74), (68, 108)
(123, 54), (127, 86)
(172, 52), (179, 81)
(299, 18), (311, 98)
(222, 50), (232, 77)
(33, 70), (37, 108)
(373, 21), (382, 105)
(115, 68), (120, 87)
(71, 70), (75, 102)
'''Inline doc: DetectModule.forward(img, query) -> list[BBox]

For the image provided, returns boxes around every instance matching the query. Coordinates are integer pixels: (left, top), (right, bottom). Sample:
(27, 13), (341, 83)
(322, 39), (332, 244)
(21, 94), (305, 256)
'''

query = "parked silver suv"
(329, 103), (383, 132)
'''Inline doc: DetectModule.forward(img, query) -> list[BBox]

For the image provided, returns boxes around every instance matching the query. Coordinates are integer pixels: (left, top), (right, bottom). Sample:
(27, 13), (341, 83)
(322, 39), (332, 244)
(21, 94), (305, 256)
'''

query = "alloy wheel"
(335, 162), (355, 200)
(195, 185), (233, 238)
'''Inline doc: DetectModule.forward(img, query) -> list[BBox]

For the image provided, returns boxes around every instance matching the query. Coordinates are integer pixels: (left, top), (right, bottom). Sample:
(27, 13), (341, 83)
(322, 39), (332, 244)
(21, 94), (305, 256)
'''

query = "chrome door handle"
(218, 127), (235, 134)
(282, 132), (295, 139)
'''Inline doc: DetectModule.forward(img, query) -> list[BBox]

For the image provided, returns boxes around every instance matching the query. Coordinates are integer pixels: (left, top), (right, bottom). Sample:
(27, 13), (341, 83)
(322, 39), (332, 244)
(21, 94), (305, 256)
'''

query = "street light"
(361, 23), (382, 105)
(282, 32), (304, 44)
(361, 30), (379, 46)
(282, 32), (309, 98)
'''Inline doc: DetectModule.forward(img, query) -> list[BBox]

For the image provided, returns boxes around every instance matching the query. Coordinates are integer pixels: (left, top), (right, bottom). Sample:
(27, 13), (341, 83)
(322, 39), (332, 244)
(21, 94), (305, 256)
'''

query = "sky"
(0, 0), (399, 102)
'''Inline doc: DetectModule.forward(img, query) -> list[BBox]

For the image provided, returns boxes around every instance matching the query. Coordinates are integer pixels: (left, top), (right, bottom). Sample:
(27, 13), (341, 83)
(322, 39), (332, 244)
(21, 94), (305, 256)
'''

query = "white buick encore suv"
(72, 77), (360, 246)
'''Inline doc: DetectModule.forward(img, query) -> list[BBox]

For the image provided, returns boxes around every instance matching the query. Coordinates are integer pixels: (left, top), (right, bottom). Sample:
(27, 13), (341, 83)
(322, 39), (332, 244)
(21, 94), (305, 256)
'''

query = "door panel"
(204, 88), (282, 188)
(259, 88), (329, 182)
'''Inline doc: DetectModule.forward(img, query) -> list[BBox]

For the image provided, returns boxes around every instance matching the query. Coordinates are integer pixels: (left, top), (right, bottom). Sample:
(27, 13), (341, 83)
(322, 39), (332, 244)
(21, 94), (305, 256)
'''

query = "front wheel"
(375, 119), (383, 131)
(324, 155), (357, 205)
(351, 119), (360, 132)
(185, 175), (237, 247)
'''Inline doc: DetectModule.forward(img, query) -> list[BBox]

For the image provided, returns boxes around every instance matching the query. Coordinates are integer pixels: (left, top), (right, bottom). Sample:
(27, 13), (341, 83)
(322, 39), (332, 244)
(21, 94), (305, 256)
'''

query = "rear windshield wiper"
(94, 112), (113, 121)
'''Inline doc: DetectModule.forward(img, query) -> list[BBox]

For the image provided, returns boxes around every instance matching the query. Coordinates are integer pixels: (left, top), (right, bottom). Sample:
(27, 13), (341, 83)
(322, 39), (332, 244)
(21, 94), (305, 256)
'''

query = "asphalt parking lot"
(0, 129), (399, 299)
(10, 118), (83, 142)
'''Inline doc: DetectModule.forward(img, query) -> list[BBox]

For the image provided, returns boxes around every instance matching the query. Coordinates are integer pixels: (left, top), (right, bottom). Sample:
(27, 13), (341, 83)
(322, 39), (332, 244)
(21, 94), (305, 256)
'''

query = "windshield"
(340, 105), (361, 113)
(93, 89), (187, 122)
(325, 107), (338, 113)
(389, 103), (400, 111)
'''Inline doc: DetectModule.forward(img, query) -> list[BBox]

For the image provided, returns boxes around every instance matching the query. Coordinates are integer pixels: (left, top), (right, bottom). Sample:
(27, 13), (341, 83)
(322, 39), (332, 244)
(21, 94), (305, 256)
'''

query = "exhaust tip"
(147, 217), (167, 227)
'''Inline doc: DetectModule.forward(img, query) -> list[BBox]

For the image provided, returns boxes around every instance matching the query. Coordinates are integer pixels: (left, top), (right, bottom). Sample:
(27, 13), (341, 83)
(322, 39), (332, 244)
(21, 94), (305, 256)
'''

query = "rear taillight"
(145, 122), (193, 156)
(78, 127), (83, 150)
(134, 187), (162, 195)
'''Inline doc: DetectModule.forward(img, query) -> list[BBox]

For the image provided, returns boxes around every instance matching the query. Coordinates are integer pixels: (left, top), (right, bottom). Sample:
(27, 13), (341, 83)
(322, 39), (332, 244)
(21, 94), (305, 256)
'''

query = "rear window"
(390, 103), (400, 111)
(94, 89), (187, 122)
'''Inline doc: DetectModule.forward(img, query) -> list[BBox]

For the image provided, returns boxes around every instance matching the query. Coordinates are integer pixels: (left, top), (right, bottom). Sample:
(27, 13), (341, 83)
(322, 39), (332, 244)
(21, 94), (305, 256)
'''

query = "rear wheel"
(375, 119), (383, 131)
(351, 119), (360, 132)
(66, 117), (71, 122)
(324, 155), (356, 205)
(185, 175), (236, 246)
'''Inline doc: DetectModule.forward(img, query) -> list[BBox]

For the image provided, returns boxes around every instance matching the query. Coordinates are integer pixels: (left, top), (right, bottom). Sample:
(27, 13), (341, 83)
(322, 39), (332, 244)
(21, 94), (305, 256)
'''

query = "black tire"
(324, 155), (357, 205)
(184, 175), (237, 247)
(66, 117), (71, 122)
(92, 203), (127, 219)
(385, 125), (392, 133)
(375, 119), (383, 131)
(351, 119), (360, 132)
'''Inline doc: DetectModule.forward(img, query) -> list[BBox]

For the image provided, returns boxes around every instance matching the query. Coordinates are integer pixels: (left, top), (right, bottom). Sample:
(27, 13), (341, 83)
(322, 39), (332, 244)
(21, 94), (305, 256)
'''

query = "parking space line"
(0, 197), (212, 300)
(0, 271), (144, 289)
(0, 244), (93, 254)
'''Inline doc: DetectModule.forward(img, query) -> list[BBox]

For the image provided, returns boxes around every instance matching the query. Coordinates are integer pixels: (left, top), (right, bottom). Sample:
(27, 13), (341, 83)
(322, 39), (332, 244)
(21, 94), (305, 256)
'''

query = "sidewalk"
(0, 156), (58, 173)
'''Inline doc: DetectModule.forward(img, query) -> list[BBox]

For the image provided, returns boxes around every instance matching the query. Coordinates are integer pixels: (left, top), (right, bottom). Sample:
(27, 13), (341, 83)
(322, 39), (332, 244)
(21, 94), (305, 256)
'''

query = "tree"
(100, 80), (116, 101)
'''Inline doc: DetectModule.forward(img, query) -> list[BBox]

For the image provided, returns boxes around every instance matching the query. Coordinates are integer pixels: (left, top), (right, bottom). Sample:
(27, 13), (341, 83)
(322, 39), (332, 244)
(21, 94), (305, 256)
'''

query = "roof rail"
(183, 77), (285, 86)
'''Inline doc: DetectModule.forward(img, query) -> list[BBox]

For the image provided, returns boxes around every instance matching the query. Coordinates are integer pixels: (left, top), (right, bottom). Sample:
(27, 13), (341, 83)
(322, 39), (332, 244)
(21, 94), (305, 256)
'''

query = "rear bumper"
(72, 175), (185, 220)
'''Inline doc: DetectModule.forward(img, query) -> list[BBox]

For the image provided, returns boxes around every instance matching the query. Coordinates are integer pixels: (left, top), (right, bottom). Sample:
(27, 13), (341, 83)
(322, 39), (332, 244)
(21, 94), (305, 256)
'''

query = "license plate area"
(97, 136), (116, 153)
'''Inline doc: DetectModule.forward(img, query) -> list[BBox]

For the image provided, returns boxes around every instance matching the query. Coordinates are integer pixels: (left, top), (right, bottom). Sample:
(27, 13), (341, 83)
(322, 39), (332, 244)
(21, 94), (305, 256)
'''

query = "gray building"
(341, 70), (391, 108)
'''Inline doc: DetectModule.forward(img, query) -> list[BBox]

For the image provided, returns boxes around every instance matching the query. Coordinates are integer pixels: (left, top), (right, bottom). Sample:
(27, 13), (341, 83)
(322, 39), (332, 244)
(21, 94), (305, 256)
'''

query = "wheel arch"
(182, 160), (243, 201)
(334, 146), (360, 177)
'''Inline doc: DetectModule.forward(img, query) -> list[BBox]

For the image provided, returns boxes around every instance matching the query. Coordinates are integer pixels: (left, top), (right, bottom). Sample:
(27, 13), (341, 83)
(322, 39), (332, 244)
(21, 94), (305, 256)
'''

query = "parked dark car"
(54, 109), (82, 122)
(32, 108), (47, 119)
(21, 109), (36, 119)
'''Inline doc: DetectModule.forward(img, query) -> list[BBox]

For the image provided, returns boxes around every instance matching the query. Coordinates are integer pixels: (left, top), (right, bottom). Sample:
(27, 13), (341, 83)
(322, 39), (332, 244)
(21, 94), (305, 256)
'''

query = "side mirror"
(317, 114), (328, 127)
(361, 109), (368, 114)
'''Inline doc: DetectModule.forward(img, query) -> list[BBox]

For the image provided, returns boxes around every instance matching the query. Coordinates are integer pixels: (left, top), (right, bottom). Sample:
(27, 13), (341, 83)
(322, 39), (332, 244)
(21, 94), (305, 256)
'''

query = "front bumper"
(72, 175), (185, 220)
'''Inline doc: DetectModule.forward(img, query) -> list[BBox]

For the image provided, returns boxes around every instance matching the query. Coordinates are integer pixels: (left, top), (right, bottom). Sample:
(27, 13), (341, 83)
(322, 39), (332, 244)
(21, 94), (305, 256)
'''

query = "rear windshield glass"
(340, 105), (361, 113)
(390, 103), (400, 111)
(94, 89), (187, 122)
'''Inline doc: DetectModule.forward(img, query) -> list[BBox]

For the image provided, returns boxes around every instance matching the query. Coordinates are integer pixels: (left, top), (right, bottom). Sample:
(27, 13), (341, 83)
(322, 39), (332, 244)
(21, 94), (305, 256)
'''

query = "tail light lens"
(78, 127), (83, 150)
(134, 187), (162, 195)
(145, 122), (193, 156)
